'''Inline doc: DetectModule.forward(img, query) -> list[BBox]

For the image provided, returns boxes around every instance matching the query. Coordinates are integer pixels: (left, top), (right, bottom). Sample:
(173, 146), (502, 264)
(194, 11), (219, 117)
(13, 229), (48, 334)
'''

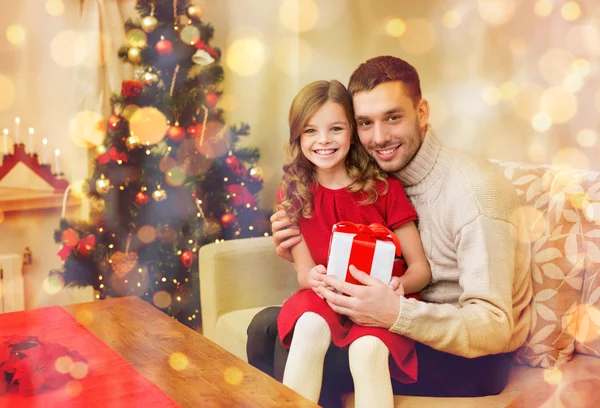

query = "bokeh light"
(385, 18), (406, 37)
(55, 356), (73, 374)
(126, 28), (148, 48)
(70, 361), (89, 380)
(442, 10), (462, 29)
(512, 84), (542, 122)
(65, 380), (83, 397)
(540, 87), (578, 124)
(572, 59), (591, 77)
(273, 37), (313, 76)
(563, 74), (584, 93)
(566, 24), (600, 58)
(43, 274), (65, 294)
(75, 309), (94, 326)
(165, 166), (187, 187)
(180, 25), (200, 45)
(534, 0), (553, 18)
(482, 86), (501, 105)
(575, 305), (600, 343)
(46, 0), (65, 16)
(122, 104), (141, 121)
(552, 147), (589, 170)
(137, 225), (157, 244)
(539, 48), (575, 85)
(51, 30), (87, 67)
(69, 110), (105, 148)
(561, 2), (581, 21)
(224, 366), (244, 385)
(0, 75), (15, 110)
(532, 113), (552, 132)
(226, 37), (266, 76)
(478, 0), (515, 26)
(153, 291), (172, 309)
(129, 107), (168, 145)
(576, 129), (597, 148)
(6, 24), (26, 45)
(279, 0), (319, 33)
(398, 18), (436, 55)
(543, 367), (563, 385)
(500, 82), (518, 101)
(169, 352), (190, 371)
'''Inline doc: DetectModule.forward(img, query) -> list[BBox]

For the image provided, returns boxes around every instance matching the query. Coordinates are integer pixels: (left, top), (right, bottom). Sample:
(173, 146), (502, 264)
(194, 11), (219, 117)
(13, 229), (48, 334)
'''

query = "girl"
(277, 80), (431, 407)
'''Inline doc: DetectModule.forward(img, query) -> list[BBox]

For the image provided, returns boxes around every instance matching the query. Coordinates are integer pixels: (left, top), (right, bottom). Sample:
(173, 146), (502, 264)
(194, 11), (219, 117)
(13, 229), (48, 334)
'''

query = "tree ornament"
(110, 235), (138, 278)
(156, 38), (173, 56)
(141, 15), (158, 33)
(96, 174), (111, 195)
(61, 228), (80, 247)
(142, 70), (159, 85)
(226, 184), (255, 207)
(135, 191), (149, 205)
(192, 49), (215, 66)
(249, 166), (264, 180)
(187, 4), (203, 20)
(180, 250), (194, 268)
(127, 47), (142, 64)
(108, 114), (122, 130)
(167, 123), (186, 142)
(225, 155), (247, 177)
(205, 92), (218, 108)
(96, 145), (107, 155)
(152, 187), (168, 202)
(186, 123), (203, 136)
(221, 212), (236, 228)
(125, 134), (141, 150)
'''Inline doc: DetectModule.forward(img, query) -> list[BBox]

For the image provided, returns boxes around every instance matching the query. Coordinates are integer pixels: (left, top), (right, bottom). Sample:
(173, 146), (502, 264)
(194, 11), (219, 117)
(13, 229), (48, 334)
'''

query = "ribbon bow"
(57, 234), (96, 261)
(98, 146), (129, 165)
(332, 222), (401, 256)
(193, 40), (219, 59)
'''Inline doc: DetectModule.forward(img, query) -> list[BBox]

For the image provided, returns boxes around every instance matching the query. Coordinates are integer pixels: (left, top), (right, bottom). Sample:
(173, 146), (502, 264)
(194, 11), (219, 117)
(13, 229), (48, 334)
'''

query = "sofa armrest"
(199, 236), (298, 340)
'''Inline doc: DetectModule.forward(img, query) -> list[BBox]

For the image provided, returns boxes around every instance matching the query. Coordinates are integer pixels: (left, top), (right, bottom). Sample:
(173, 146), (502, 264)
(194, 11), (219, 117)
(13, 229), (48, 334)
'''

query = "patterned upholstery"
(492, 161), (600, 367)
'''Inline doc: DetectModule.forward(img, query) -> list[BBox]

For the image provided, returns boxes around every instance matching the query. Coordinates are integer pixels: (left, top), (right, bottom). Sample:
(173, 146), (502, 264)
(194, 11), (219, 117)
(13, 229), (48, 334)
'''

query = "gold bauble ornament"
(187, 5), (202, 19)
(125, 135), (141, 150)
(141, 15), (158, 33)
(249, 166), (264, 179)
(152, 188), (168, 202)
(127, 47), (142, 64)
(96, 174), (111, 195)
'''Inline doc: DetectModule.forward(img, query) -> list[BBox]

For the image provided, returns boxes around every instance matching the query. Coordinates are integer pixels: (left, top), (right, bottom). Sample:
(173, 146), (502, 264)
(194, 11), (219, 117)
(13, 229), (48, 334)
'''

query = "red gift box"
(326, 222), (401, 286)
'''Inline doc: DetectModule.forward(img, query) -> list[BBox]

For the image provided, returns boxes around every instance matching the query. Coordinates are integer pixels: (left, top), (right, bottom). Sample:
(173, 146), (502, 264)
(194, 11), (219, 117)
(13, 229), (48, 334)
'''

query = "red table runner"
(0, 306), (178, 407)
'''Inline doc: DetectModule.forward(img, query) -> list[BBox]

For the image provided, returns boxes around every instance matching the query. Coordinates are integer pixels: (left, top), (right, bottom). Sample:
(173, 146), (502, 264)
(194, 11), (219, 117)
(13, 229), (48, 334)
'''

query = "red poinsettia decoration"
(57, 228), (96, 261)
(226, 184), (256, 207)
(0, 335), (87, 397)
(98, 146), (129, 165)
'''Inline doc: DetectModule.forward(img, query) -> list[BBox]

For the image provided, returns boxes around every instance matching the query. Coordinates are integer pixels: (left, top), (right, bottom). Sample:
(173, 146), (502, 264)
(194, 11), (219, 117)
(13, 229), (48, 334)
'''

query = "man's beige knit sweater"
(389, 130), (533, 358)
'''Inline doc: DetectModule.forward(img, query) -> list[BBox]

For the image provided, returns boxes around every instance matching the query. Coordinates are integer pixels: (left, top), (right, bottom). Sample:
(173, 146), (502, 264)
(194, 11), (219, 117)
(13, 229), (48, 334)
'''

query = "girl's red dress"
(277, 176), (420, 383)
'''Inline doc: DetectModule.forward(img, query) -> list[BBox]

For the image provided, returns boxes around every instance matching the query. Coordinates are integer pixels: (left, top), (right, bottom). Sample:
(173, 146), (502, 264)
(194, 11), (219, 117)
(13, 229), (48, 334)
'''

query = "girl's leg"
(348, 335), (394, 408)
(282, 312), (332, 402)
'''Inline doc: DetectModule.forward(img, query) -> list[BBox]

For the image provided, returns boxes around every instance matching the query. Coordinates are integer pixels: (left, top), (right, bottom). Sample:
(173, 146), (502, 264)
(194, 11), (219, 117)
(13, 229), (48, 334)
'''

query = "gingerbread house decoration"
(0, 144), (68, 192)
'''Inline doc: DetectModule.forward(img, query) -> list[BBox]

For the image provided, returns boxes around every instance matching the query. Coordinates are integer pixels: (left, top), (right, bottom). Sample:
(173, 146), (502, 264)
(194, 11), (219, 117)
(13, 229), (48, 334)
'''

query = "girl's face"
(300, 101), (351, 176)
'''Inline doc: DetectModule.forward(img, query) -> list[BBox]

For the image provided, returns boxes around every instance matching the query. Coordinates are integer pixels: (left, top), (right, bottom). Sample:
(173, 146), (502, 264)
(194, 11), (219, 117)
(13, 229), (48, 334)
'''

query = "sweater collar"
(395, 128), (442, 187)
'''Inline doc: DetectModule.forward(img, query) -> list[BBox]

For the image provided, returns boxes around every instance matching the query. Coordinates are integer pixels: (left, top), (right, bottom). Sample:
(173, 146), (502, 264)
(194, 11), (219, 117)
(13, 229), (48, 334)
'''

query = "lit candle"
(55, 149), (60, 174)
(28, 127), (34, 154)
(15, 117), (20, 144)
(42, 138), (48, 164)
(2, 129), (8, 154)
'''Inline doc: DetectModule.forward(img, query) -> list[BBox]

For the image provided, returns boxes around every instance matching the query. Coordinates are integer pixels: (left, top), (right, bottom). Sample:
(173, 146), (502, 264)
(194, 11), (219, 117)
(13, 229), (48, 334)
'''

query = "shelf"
(0, 187), (80, 213)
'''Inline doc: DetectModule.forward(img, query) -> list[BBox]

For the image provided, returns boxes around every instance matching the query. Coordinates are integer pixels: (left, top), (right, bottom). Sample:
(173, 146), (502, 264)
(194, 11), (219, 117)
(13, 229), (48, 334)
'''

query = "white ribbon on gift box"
(326, 231), (396, 285)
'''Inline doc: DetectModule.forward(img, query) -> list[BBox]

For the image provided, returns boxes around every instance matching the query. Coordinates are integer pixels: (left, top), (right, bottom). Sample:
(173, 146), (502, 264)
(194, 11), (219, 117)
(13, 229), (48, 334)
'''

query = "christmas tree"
(50, 0), (270, 328)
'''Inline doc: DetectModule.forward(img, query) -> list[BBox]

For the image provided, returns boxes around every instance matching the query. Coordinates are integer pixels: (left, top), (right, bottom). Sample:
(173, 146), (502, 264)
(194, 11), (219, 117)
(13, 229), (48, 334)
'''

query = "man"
(247, 56), (532, 407)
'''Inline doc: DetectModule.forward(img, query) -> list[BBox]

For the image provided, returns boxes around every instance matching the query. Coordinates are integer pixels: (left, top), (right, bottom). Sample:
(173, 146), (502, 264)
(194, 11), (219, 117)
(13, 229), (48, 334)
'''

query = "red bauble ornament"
(135, 191), (149, 205)
(156, 39), (173, 55)
(225, 155), (247, 177)
(221, 212), (236, 228)
(186, 123), (203, 136)
(167, 124), (186, 142)
(61, 228), (80, 247)
(180, 250), (194, 268)
(226, 184), (255, 207)
(205, 92), (218, 108)
(108, 114), (122, 130)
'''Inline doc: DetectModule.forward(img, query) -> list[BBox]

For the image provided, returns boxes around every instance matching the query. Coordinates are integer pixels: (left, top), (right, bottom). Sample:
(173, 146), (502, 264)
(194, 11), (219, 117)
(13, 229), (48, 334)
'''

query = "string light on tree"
(96, 174), (111, 195)
(152, 186), (168, 202)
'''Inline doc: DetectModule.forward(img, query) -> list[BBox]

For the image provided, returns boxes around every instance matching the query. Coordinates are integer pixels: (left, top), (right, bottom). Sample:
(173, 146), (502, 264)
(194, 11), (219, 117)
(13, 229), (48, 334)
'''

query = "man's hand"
(307, 265), (327, 299)
(317, 265), (402, 329)
(270, 209), (301, 262)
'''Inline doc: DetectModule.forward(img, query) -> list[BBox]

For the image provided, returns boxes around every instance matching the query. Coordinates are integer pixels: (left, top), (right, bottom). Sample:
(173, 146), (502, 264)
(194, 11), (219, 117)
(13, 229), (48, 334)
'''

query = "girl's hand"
(388, 277), (405, 297)
(308, 265), (328, 298)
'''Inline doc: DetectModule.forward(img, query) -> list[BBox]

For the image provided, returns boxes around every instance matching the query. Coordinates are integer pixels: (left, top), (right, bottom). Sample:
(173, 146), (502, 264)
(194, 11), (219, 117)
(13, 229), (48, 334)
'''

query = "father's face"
(353, 81), (429, 174)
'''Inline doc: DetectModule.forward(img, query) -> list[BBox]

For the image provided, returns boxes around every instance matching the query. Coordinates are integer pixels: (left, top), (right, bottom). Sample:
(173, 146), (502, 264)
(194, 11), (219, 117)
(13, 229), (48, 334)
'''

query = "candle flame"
(42, 138), (48, 145)
(28, 127), (34, 134)
(15, 117), (20, 124)
(2, 129), (7, 135)
(55, 149), (60, 156)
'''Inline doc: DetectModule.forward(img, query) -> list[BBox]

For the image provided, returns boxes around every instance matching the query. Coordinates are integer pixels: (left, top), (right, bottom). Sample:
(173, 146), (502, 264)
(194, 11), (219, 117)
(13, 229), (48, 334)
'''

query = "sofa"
(199, 160), (600, 407)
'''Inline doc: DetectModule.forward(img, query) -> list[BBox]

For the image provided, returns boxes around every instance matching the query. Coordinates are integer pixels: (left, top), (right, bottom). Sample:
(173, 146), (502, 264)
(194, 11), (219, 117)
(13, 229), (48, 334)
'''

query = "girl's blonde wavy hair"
(279, 80), (388, 223)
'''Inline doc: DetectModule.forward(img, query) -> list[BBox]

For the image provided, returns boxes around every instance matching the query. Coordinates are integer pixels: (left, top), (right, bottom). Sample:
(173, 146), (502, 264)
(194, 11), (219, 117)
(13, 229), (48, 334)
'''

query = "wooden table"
(63, 296), (318, 408)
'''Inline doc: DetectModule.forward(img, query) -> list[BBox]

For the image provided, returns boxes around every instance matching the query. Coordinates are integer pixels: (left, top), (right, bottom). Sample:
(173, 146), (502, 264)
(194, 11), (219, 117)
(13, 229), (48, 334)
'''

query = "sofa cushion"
(515, 234), (585, 368)
(214, 306), (275, 362)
